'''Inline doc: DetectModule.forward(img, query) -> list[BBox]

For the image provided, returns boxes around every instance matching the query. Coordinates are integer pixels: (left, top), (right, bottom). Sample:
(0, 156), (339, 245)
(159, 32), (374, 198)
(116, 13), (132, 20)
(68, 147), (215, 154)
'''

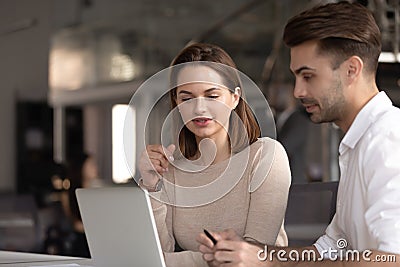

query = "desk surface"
(0, 251), (93, 267)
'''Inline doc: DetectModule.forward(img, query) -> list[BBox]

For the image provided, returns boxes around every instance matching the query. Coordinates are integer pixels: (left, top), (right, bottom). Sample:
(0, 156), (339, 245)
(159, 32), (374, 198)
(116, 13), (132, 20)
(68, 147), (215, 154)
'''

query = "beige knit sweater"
(150, 137), (291, 267)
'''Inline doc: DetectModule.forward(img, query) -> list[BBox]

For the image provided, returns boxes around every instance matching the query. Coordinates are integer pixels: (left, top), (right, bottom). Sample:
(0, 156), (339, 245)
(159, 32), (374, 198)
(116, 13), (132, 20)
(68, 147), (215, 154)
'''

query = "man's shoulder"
(369, 105), (400, 136)
(359, 105), (400, 155)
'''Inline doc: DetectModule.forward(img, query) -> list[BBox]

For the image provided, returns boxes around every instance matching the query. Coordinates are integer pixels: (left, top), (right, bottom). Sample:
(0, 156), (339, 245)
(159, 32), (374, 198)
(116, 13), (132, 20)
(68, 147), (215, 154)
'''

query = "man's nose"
(293, 80), (306, 99)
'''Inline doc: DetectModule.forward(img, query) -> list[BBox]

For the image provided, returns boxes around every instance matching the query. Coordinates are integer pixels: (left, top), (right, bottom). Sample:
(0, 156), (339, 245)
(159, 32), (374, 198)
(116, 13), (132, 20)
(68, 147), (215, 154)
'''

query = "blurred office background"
(0, 0), (399, 255)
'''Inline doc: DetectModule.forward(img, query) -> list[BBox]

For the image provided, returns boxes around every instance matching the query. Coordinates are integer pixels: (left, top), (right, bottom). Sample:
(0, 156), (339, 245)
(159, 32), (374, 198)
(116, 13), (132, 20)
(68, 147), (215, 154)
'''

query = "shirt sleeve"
(245, 139), (291, 246)
(313, 213), (345, 257)
(362, 127), (400, 255)
(149, 169), (177, 253)
(164, 251), (208, 267)
(150, 174), (209, 267)
(150, 195), (175, 253)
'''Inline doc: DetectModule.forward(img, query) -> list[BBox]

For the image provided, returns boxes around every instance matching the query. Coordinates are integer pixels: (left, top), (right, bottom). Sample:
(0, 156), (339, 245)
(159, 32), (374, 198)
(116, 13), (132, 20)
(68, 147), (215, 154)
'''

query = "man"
(197, 2), (400, 266)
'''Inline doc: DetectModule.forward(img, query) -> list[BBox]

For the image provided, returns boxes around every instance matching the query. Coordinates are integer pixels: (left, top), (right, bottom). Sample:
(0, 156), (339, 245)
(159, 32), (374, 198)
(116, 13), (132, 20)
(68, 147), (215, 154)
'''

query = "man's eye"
(303, 75), (312, 81)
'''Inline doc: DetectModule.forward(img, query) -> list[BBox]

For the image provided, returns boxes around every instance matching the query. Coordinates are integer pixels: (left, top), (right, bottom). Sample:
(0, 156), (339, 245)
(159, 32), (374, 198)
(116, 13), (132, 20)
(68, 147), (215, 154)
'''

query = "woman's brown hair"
(169, 43), (260, 159)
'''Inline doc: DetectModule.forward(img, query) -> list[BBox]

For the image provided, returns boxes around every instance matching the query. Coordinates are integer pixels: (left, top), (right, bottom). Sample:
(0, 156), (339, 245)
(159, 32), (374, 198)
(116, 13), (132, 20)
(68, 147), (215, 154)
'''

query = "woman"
(138, 43), (291, 267)
(61, 153), (102, 258)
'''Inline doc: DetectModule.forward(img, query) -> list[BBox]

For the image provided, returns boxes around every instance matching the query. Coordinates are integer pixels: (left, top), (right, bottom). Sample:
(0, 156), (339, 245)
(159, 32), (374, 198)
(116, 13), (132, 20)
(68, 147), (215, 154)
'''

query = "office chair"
(0, 193), (40, 252)
(284, 181), (339, 246)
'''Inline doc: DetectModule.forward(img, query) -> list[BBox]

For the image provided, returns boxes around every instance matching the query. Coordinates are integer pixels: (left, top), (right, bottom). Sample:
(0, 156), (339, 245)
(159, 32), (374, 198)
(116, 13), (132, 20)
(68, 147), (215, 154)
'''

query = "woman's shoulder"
(254, 136), (278, 144)
(248, 137), (290, 192)
(250, 137), (286, 156)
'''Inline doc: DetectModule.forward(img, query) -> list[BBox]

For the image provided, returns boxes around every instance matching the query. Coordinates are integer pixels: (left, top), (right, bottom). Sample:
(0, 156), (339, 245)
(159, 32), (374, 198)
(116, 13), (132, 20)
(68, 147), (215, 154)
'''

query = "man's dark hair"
(283, 2), (382, 74)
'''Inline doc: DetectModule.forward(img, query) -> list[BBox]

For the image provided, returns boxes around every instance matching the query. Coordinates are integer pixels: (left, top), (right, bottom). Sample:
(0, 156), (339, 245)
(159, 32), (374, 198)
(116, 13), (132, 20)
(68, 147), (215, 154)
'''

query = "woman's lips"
(192, 117), (212, 126)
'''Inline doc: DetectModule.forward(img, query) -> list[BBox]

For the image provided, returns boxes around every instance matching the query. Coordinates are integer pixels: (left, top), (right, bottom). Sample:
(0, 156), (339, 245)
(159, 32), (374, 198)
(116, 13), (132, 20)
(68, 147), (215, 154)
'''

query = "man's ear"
(345, 56), (363, 82)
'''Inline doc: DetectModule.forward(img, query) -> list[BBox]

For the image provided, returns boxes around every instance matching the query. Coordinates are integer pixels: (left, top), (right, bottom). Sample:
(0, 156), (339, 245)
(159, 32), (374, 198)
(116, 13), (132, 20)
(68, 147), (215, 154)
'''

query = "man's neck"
(337, 83), (379, 133)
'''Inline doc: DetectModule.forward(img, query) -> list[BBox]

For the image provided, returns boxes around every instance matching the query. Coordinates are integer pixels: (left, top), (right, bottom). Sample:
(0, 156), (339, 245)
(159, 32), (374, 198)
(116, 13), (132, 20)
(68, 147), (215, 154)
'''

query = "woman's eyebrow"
(204, 87), (221, 93)
(177, 87), (221, 95)
(177, 90), (193, 95)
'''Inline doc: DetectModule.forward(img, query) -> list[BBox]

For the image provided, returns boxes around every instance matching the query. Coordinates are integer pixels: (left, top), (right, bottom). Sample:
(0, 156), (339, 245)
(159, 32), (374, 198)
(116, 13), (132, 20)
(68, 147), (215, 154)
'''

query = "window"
(112, 104), (135, 183)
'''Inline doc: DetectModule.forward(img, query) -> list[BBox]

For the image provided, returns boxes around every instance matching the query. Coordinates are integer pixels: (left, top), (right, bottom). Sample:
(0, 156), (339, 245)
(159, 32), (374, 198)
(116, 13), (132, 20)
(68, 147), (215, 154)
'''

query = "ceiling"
(50, 0), (326, 85)
(49, 0), (400, 102)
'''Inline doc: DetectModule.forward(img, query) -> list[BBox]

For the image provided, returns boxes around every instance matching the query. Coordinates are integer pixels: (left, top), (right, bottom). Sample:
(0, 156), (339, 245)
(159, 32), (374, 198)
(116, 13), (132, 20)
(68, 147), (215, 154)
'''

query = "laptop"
(76, 186), (166, 267)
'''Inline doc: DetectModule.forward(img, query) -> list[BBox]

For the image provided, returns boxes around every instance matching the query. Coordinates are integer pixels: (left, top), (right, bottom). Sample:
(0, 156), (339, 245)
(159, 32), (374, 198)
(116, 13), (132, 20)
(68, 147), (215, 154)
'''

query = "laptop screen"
(76, 186), (166, 267)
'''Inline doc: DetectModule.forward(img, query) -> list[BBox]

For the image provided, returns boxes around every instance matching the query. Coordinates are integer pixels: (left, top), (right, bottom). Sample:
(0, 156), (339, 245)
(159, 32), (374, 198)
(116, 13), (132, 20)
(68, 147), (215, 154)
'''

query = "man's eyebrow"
(292, 66), (316, 75)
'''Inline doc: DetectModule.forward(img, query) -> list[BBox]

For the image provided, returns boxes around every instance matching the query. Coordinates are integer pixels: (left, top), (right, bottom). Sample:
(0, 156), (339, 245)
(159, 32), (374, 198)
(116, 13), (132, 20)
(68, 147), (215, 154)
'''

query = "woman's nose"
(193, 97), (207, 114)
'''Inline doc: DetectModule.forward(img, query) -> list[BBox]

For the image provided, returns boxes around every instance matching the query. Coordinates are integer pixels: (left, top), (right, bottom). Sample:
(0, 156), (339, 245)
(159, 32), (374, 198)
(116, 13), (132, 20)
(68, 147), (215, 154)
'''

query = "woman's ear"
(234, 87), (241, 95)
(232, 87), (241, 109)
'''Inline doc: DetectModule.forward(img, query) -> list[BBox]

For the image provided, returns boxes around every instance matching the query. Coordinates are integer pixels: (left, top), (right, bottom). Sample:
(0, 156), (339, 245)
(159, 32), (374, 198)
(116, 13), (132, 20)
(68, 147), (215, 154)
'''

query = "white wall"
(0, 0), (52, 191)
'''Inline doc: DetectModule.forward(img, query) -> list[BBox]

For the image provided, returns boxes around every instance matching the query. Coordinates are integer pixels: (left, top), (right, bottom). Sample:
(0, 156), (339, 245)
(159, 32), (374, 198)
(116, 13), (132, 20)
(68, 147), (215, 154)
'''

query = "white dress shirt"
(314, 91), (400, 255)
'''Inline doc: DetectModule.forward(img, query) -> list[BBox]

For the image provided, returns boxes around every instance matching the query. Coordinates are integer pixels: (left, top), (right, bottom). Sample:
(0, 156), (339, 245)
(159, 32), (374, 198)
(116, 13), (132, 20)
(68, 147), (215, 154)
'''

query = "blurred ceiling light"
(379, 52), (400, 63)
(62, 179), (71, 190)
(51, 175), (63, 190)
(49, 47), (95, 90)
(49, 28), (140, 91)
(110, 54), (137, 81)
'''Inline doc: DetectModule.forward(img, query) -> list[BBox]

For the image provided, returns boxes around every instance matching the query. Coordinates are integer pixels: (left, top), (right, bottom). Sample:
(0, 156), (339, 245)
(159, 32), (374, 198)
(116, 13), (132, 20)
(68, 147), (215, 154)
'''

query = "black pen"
(204, 229), (217, 245)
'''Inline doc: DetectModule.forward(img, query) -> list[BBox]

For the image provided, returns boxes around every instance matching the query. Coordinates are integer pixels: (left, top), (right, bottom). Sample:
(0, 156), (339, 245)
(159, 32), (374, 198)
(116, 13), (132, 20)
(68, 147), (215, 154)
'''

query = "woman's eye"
(180, 97), (191, 102)
(207, 95), (219, 99)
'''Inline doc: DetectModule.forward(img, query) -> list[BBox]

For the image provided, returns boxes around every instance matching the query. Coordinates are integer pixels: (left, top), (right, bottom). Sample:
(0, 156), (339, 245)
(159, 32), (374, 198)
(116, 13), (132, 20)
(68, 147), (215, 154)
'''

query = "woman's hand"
(138, 144), (175, 188)
(197, 229), (244, 267)
(197, 230), (222, 267)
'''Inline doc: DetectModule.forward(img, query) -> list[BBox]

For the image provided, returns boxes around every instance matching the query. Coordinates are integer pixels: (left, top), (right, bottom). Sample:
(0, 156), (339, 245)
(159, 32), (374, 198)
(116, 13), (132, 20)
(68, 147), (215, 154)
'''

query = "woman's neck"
(194, 134), (231, 164)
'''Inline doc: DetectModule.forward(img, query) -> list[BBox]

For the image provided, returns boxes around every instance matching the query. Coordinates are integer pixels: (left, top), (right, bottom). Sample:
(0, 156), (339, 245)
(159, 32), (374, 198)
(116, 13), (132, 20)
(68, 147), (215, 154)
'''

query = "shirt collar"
(339, 91), (393, 155)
